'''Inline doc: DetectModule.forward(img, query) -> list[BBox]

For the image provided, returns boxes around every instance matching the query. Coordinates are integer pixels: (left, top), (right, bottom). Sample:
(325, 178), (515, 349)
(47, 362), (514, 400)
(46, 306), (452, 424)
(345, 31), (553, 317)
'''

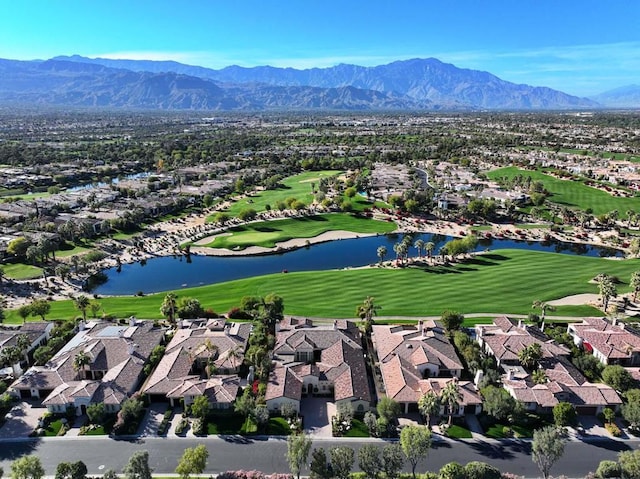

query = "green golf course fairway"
(487, 167), (640, 215)
(6, 249), (639, 323)
(212, 170), (340, 219)
(202, 214), (397, 250)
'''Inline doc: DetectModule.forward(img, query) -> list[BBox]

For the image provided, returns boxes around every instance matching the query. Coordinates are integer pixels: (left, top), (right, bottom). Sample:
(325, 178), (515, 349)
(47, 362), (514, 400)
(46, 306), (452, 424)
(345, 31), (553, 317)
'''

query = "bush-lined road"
(0, 436), (636, 478)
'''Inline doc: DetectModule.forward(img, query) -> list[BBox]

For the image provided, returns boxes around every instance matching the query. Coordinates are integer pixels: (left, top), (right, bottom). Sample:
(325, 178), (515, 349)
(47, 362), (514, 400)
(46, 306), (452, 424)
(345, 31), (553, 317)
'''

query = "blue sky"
(1, 0), (638, 96)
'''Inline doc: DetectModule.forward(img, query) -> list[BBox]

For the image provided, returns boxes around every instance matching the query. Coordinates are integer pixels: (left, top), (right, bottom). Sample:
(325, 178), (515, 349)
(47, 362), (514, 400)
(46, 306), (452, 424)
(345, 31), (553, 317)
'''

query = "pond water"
(67, 172), (152, 192)
(92, 233), (622, 295)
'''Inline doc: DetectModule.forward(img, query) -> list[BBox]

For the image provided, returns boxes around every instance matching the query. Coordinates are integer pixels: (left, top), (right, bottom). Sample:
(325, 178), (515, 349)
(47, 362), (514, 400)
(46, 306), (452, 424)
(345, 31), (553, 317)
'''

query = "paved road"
(0, 436), (637, 478)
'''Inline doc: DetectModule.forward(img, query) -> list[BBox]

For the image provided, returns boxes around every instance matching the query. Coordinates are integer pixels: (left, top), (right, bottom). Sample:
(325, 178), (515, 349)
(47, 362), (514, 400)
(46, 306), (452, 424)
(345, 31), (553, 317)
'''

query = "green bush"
(605, 422), (622, 437)
(596, 460), (622, 478)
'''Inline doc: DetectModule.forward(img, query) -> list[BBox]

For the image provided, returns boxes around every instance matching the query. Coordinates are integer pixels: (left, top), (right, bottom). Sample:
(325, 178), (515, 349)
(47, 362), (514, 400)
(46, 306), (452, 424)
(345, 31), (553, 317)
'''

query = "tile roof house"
(266, 318), (371, 414)
(502, 357), (622, 415)
(567, 317), (640, 366)
(476, 316), (570, 366)
(10, 319), (163, 415)
(0, 322), (53, 377)
(373, 321), (479, 415)
(142, 318), (250, 408)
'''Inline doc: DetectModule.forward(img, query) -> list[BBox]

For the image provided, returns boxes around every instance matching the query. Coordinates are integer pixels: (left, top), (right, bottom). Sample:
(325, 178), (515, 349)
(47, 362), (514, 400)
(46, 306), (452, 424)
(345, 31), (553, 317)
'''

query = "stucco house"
(567, 317), (640, 366)
(265, 318), (371, 414)
(142, 318), (250, 408)
(0, 322), (54, 376)
(476, 316), (570, 367)
(372, 321), (480, 415)
(11, 319), (163, 415)
(502, 357), (622, 415)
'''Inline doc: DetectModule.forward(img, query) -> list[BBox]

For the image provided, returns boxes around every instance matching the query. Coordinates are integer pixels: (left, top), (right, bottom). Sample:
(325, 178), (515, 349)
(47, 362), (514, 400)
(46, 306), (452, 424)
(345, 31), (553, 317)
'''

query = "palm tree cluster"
(418, 379), (462, 427)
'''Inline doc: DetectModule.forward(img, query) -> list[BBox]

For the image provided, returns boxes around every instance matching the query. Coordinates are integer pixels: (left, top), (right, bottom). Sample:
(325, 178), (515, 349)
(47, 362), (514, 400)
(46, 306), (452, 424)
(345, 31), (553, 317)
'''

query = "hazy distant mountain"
(54, 55), (598, 110)
(590, 85), (640, 108)
(0, 59), (422, 110)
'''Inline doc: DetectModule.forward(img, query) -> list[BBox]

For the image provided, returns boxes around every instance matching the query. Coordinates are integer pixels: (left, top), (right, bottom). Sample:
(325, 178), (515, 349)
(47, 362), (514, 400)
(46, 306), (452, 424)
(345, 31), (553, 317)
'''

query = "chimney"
(129, 316), (137, 327)
(224, 325), (230, 336)
(275, 321), (281, 333)
(517, 319), (523, 329)
(507, 369), (514, 381)
(333, 320), (337, 330)
(127, 342), (137, 355)
(474, 370), (484, 387)
(417, 320), (423, 336)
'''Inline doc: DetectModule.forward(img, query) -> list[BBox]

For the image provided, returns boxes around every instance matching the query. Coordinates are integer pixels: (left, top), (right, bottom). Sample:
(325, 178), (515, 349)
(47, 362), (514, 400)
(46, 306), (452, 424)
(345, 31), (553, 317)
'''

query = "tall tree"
(597, 274), (617, 312)
(358, 444), (382, 479)
(356, 296), (380, 332)
(532, 426), (565, 479)
(376, 245), (388, 265)
(309, 448), (331, 479)
(518, 343), (543, 370)
(286, 433), (312, 479)
(418, 391), (440, 427)
(160, 293), (178, 324)
(425, 241), (436, 261)
(631, 271), (640, 302)
(400, 425), (432, 479)
(381, 444), (405, 479)
(330, 446), (355, 479)
(414, 239), (425, 258)
(440, 310), (464, 332)
(123, 451), (152, 479)
(175, 445), (209, 479)
(29, 299), (50, 321)
(532, 300), (555, 321)
(440, 380), (462, 425)
(74, 295), (90, 322)
(11, 456), (44, 479)
(73, 351), (91, 380)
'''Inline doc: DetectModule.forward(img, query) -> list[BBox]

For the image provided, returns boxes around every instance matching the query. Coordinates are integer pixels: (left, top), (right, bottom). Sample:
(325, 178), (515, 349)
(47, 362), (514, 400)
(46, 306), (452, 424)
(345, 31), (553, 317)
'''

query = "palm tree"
(631, 271), (640, 303)
(225, 345), (243, 372)
(74, 295), (90, 322)
(356, 296), (380, 332)
(414, 239), (425, 258)
(518, 343), (543, 370)
(16, 334), (31, 361)
(204, 338), (219, 378)
(440, 380), (462, 426)
(418, 391), (440, 427)
(532, 369), (547, 385)
(376, 246), (388, 266)
(532, 300), (555, 321)
(73, 351), (91, 380)
(160, 293), (178, 324)
(425, 241), (435, 262)
(597, 274), (617, 312)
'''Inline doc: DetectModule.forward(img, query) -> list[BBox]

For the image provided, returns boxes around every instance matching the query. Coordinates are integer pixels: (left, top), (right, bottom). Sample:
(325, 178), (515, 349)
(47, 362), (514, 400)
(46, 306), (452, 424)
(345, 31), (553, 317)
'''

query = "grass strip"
(202, 214), (396, 249)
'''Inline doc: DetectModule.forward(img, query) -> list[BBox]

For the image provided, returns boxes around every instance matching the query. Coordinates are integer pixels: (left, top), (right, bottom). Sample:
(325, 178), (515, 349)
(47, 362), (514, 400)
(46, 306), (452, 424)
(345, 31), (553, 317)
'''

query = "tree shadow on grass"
(254, 226), (279, 232)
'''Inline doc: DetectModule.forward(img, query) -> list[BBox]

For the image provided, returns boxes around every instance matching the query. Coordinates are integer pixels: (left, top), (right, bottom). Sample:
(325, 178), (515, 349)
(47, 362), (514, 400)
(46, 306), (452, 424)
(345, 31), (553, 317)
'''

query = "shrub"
(605, 422), (622, 437)
(175, 418), (189, 435)
(192, 417), (207, 436)
(595, 460), (621, 478)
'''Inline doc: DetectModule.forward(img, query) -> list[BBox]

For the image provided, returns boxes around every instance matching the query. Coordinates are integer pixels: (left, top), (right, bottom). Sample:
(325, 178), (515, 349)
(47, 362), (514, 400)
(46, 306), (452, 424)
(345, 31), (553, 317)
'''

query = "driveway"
(0, 400), (44, 438)
(301, 396), (334, 437)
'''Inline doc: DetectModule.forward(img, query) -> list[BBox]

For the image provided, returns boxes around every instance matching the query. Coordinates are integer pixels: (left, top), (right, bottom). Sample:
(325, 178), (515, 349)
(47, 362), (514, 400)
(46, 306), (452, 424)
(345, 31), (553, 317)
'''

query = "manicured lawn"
(5, 249), (640, 322)
(344, 418), (370, 437)
(268, 417), (291, 435)
(3, 263), (43, 280)
(44, 418), (64, 436)
(202, 214), (396, 249)
(218, 170), (342, 219)
(207, 414), (245, 435)
(487, 167), (640, 215)
(56, 244), (93, 258)
(445, 424), (473, 439)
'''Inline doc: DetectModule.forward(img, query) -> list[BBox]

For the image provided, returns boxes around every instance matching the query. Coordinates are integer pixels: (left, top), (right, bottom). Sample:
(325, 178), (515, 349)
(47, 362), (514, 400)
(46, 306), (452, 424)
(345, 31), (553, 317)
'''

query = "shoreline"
(1, 210), (631, 309)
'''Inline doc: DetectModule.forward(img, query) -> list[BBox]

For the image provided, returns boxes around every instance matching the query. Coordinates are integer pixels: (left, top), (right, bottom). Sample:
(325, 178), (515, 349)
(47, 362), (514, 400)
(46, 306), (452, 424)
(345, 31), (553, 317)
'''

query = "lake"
(92, 233), (621, 295)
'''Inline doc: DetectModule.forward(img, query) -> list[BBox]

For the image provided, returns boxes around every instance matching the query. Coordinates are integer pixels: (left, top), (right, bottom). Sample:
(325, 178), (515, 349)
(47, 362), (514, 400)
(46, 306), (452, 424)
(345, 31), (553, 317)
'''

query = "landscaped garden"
(3, 262), (43, 280)
(201, 214), (396, 250)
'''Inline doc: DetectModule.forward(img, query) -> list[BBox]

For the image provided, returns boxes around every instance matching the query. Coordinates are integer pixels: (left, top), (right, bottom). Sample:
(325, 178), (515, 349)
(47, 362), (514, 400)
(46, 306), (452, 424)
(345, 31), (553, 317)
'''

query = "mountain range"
(0, 55), (630, 111)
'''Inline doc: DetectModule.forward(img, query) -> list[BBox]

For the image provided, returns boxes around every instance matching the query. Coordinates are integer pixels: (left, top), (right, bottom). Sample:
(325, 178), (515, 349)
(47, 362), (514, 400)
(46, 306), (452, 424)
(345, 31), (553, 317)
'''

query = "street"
(0, 435), (637, 478)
